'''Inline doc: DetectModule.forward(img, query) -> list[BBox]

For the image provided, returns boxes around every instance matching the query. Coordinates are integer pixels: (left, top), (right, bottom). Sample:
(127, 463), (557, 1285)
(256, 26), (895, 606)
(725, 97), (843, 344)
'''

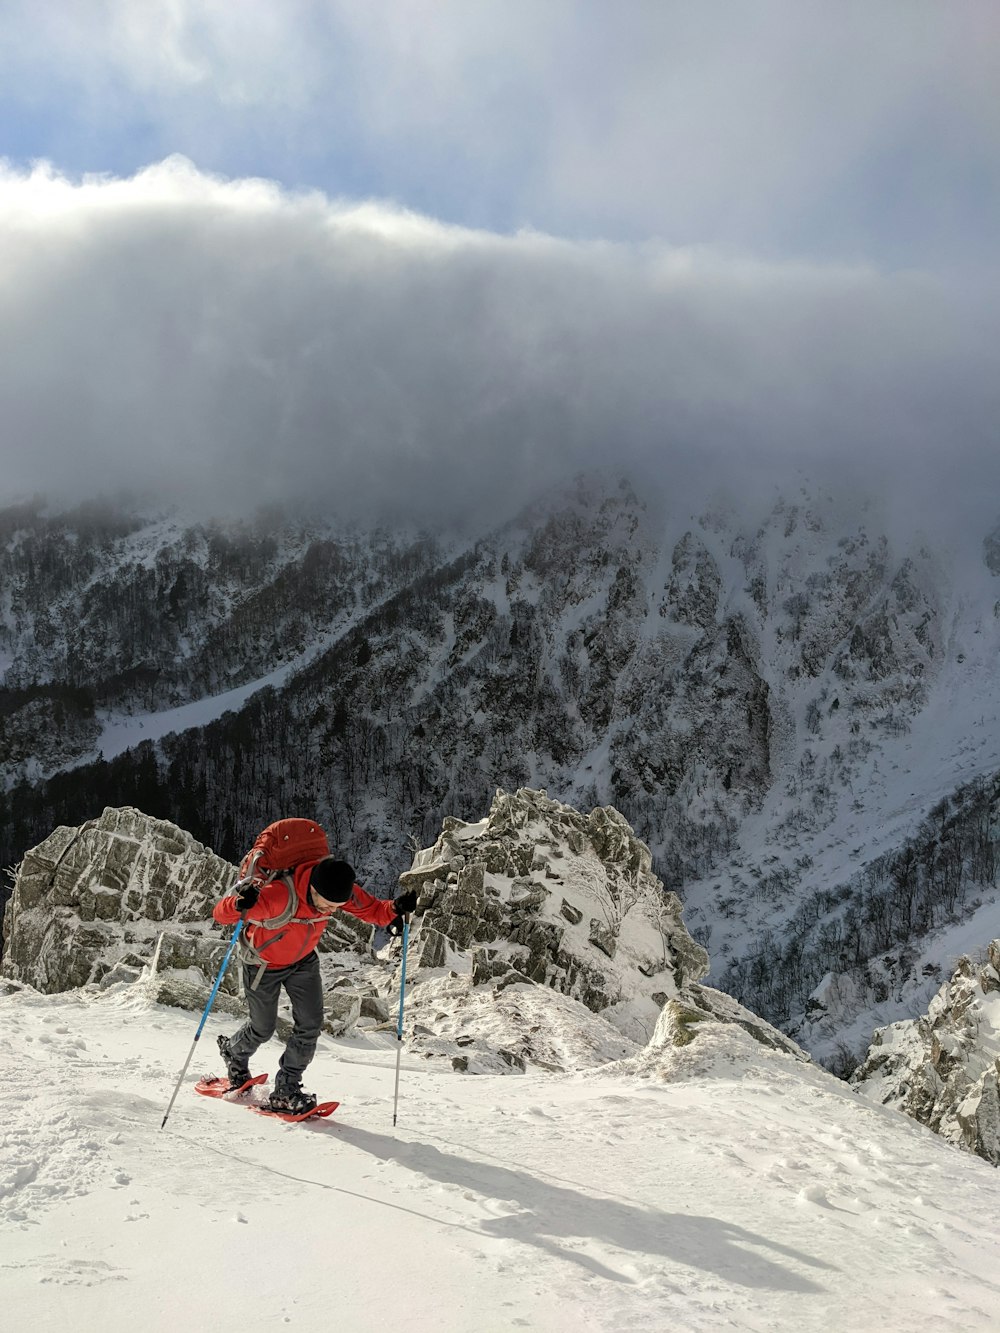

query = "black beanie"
(309, 858), (355, 903)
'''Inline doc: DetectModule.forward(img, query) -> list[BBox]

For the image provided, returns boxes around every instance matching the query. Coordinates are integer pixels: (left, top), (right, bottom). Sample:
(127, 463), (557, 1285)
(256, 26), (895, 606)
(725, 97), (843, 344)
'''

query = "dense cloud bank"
(1, 158), (997, 528)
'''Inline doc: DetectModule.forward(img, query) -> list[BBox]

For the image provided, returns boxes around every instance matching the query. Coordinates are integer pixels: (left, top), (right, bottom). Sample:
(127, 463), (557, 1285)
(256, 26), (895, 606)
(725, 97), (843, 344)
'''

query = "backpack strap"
(254, 873), (298, 930)
(236, 871), (320, 989)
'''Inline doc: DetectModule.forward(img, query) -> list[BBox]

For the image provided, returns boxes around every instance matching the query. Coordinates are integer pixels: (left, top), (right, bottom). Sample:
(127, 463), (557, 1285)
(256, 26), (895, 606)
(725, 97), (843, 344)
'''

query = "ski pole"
(392, 915), (411, 1128)
(160, 918), (245, 1130)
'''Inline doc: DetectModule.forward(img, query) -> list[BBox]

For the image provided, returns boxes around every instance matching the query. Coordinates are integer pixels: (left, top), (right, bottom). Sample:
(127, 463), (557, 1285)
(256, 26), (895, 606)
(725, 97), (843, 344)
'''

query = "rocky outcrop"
(400, 786), (709, 1046)
(391, 787), (812, 1070)
(0, 806), (377, 1035)
(594, 986), (809, 1082)
(1, 793), (805, 1077)
(2, 807), (235, 994)
(851, 941), (1000, 1165)
(680, 984), (809, 1058)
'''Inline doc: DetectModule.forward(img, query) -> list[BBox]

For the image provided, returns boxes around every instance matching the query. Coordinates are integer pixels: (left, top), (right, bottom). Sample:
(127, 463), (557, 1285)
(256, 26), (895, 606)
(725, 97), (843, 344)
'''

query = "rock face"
(401, 787), (709, 1046)
(851, 941), (1000, 1165)
(0, 806), (375, 1034)
(2, 807), (235, 994)
(1, 793), (802, 1076)
(389, 787), (807, 1073)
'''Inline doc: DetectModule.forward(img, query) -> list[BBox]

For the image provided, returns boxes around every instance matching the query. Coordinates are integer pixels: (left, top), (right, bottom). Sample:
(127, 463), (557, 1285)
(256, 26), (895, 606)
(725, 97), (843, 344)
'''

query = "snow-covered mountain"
(2, 477), (1000, 1070)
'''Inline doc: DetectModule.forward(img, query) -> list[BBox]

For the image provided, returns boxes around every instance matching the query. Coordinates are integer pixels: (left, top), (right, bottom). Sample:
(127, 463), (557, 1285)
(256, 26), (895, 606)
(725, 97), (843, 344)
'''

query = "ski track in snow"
(2, 984), (1000, 1332)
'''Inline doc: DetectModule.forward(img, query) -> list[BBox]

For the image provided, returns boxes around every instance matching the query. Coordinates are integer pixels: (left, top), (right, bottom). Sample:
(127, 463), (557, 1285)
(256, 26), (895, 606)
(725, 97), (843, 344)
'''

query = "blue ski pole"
(160, 918), (245, 1130)
(392, 916), (411, 1127)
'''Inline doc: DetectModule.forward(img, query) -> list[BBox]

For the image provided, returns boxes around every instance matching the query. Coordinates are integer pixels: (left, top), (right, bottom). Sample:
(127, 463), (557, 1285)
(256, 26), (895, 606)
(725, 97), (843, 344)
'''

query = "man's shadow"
(338, 1123), (835, 1292)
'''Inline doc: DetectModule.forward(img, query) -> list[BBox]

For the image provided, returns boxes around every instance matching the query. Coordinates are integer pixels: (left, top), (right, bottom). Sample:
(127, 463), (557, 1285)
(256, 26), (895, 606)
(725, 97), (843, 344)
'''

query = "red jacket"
(213, 862), (399, 969)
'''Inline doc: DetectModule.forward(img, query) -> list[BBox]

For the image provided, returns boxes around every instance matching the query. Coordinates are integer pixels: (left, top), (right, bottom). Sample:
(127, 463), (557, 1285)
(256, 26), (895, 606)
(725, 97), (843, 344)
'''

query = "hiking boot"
(267, 1086), (317, 1115)
(217, 1034), (251, 1090)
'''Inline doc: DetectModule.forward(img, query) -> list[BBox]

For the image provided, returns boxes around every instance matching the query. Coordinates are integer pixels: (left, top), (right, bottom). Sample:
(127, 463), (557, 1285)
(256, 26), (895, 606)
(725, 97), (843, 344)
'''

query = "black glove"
(387, 915), (406, 938)
(394, 889), (418, 916)
(234, 881), (261, 912)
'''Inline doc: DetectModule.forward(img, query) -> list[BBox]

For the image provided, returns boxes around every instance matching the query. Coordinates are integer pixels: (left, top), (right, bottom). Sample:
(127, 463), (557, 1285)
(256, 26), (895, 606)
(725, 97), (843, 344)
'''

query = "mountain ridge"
(2, 475), (999, 1070)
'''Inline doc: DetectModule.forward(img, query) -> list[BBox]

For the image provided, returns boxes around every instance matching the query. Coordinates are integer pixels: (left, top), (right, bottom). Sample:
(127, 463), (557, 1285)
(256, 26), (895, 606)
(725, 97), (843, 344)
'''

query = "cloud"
(1, 3), (998, 263)
(0, 157), (997, 530)
(0, 0), (321, 104)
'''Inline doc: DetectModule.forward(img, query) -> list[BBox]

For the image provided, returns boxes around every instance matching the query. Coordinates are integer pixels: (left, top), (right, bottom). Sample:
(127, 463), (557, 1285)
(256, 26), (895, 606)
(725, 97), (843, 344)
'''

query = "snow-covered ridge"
(1, 793), (802, 1078)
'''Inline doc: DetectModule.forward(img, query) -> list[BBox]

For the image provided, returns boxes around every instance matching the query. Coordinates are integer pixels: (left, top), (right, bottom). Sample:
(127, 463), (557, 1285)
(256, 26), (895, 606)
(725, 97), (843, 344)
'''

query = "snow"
(667, 500), (1000, 1064)
(3, 979), (1000, 1332)
(98, 681), (275, 759)
(96, 610), (366, 760)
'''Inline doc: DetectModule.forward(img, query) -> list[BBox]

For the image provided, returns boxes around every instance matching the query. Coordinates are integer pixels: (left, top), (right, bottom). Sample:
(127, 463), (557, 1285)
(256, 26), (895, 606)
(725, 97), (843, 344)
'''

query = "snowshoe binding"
(267, 1085), (318, 1116)
(217, 1034), (251, 1090)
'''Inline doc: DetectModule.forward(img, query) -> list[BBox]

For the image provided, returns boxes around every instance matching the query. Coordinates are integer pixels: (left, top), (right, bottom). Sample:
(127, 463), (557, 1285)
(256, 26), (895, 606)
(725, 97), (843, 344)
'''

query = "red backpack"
(238, 818), (330, 884)
(235, 818), (333, 988)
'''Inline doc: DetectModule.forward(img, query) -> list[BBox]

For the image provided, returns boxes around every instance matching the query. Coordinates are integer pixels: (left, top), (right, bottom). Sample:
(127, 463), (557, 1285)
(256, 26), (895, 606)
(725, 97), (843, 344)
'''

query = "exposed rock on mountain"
(1, 793), (802, 1074)
(401, 786), (709, 1047)
(1, 807), (234, 994)
(598, 998), (809, 1085)
(0, 806), (371, 1022)
(851, 941), (1000, 1165)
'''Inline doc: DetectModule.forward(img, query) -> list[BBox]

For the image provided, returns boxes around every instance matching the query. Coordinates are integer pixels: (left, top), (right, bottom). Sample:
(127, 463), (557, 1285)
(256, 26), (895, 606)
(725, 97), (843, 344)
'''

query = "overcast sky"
(0, 2), (998, 527)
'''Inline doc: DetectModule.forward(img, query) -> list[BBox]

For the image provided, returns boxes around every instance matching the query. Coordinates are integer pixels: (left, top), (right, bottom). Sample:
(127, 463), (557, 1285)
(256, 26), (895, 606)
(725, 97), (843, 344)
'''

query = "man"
(213, 856), (417, 1114)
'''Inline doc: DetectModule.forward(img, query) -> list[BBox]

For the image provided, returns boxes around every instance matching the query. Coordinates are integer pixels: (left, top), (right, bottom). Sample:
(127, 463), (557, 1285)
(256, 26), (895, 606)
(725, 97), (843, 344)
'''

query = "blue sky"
(0, 2), (998, 522)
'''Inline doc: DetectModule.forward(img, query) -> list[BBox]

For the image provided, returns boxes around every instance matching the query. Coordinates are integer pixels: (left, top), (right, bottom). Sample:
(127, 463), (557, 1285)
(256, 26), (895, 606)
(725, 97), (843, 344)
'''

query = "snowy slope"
(3, 979), (1000, 1333)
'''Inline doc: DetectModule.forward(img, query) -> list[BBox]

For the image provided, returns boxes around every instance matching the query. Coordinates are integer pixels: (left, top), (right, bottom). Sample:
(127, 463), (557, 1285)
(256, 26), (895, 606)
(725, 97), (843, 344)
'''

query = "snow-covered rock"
(0, 806), (373, 1032)
(1, 807), (235, 994)
(2, 793), (811, 1078)
(851, 940), (1000, 1164)
(401, 786), (708, 1047)
(596, 1005), (808, 1088)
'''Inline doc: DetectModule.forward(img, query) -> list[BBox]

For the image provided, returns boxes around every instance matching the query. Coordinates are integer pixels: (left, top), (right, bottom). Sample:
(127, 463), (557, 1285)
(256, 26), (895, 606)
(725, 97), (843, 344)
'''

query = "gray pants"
(228, 950), (324, 1087)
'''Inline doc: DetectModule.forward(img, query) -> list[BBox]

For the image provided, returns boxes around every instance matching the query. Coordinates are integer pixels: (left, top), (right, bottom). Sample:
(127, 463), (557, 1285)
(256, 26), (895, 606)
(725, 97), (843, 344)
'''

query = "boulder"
(0, 807), (377, 1007)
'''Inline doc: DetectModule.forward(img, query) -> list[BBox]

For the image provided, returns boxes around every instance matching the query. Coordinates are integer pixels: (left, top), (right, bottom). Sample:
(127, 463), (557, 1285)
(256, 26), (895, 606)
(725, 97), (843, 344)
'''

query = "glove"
(234, 881), (261, 912)
(387, 915), (406, 938)
(394, 889), (418, 916)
